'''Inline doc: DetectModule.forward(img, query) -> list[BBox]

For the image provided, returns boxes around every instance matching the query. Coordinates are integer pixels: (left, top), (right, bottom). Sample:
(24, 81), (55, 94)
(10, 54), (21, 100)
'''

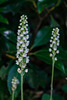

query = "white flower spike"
(16, 15), (29, 74)
(49, 27), (60, 61)
(11, 77), (19, 91)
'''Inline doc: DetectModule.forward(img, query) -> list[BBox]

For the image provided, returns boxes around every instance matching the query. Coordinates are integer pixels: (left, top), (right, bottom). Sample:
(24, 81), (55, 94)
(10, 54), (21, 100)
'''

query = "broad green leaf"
(3, 30), (16, 43)
(33, 47), (65, 73)
(7, 64), (21, 97)
(0, 28), (7, 33)
(62, 84), (67, 93)
(37, 0), (58, 14)
(0, 0), (8, 4)
(0, 60), (13, 79)
(25, 63), (48, 89)
(0, 7), (5, 12)
(53, 94), (65, 100)
(33, 26), (53, 47)
(50, 16), (60, 27)
(57, 48), (67, 60)
(42, 94), (54, 100)
(0, 15), (9, 24)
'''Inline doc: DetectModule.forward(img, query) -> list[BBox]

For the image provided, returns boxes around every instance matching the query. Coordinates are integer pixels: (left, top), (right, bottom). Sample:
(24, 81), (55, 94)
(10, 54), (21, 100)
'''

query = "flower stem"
(12, 90), (14, 100)
(21, 72), (23, 100)
(50, 56), (55, 100)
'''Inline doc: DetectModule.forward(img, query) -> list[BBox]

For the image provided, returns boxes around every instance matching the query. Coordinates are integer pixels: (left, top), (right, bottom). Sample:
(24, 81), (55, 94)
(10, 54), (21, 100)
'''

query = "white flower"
(53, 41), (55, 44)
(20, 34), (23, 37)
(50, 40), (52, 42)
(57, 43), (59, 46)
(23, 53), (27, 57)
(16, 60), (19, 65)
(50, 53), (52, 57)
(17, 68), (21, 73)
(18, 57), (22, 62)
(55, 57), (57, 61)
(50, 44), (52, 47)
(49, 48), (52, 52)
(54, 48), (57, 51)
(26, 35), (29, 39)
(25, 49), (29, 53)
(21, 28), (24, 30)
(22, 44), (26, 47)
(20, 41), (23, 44)
(51, 37), (53, 39)
(56, 50), (59, 54)
(25, 69), (28, 73)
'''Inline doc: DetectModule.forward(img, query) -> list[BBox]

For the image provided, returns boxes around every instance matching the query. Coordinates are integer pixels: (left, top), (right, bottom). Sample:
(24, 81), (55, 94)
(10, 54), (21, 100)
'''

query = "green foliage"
(62, 84), (67, 93)
(42, 94), (54, 100)
(25, 63), (48, 89)
(0, 0), (67, 100)
(33, 26), (53, 47)
(0, 15), (9, 24)
(7, 64), (21, 97)
(53, 94), (65, 100)
(33, 47), (65, 73)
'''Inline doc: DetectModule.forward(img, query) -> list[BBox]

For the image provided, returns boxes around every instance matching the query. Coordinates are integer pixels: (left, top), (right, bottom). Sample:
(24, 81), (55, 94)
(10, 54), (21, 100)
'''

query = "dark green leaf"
(50, 16), (60, 27)
(42, 94), (54, 100)
(62, 84), (67, 93)
(7, 64), (21, 97)
(33, 26), (53, 47)
(37, 0), (58, 14)
(0, 15), (9, 24)
(0, 0), (8, 4)
(53, 94), (65, 100)
(25, 63), (48, 89)
(3, 30), (16, 43)
(33, 47), (65, 73)
(0, 60), (13, 79)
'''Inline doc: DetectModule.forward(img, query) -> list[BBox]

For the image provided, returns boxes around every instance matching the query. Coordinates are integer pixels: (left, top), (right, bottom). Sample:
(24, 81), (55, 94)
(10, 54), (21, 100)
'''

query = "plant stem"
(21, 72), (23, 100)
(12, 90), (14, 100)
(50, 56), (55, 100)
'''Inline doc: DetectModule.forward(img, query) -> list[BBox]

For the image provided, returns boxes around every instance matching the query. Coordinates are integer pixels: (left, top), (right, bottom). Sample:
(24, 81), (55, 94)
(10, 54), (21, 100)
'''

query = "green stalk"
(12, 90), (14, 100)
(50, 56), (55, 100)
(21, 72), (23, 100)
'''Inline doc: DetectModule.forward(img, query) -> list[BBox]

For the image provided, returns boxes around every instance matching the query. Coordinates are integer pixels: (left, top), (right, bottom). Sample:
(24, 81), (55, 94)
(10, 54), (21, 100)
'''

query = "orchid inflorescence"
(49, 27), (60, 61)
(11, 77), (19, 91)
(16, 15), (30, 74)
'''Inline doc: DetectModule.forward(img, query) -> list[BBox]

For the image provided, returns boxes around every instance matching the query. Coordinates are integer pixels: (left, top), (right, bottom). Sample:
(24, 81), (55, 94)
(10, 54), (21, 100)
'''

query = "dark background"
(0, 0), (67, 100)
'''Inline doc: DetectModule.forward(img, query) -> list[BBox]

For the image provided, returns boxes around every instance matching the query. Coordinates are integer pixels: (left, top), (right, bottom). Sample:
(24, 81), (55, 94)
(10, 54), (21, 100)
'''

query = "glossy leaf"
(33, 26), (53, 47)
(42, 94), (54, 100)
(50, 16), (60, 27)
(25, 63), (48, 89)
(0, 60), (13, 79)
(53, 94), (65, 100)
(33, 47), (65, 73)
(37, 0), (58, 14)
(0, 0), (8, 4)
(62, 84), (67, 93)
(0, 15), (9, 24)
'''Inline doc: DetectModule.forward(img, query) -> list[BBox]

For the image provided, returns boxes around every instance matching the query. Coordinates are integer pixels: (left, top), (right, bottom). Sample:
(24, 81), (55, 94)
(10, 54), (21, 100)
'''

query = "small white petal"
(49, 48), (52, 52)
(54, 48), (57, 51)
(17, 68), (21, 74)
(25, 69), (28, 73)
(55, 57), (57, 61)
(50, 40), (52, 42)
(50, 44), (52, 47)
(53, 41), (55, 44)
(56, 50), (59, 54)
(50, 54), (52, 57)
